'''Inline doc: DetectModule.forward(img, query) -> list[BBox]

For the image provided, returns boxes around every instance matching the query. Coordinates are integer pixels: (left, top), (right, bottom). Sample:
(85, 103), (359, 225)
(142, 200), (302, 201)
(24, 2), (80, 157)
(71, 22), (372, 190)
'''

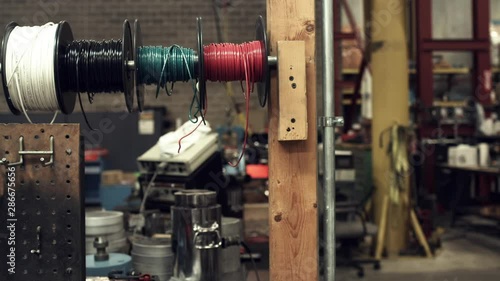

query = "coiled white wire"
(5, 23), (59, 123)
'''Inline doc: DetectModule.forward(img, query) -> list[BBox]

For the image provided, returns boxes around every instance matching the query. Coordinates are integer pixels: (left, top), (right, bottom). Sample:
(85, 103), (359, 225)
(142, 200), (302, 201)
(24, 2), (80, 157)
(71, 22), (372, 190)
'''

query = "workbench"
(438, 164), (500, 226)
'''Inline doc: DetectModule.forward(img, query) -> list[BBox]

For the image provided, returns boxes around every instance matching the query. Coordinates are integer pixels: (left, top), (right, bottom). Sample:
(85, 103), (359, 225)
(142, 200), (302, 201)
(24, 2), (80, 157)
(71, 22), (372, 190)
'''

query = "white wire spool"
(0, 21), (76, 118)
(5, 23), (59, 120)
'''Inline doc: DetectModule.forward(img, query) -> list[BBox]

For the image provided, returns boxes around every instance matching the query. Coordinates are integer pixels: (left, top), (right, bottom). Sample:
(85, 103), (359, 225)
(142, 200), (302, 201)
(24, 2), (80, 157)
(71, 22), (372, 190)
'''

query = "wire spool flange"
(0, 22), (20, 115)
(256, 15), (270, 107)
(133, 19), (145, 112)
(122, 19), (134, 112)
(197, 17), (206, 110)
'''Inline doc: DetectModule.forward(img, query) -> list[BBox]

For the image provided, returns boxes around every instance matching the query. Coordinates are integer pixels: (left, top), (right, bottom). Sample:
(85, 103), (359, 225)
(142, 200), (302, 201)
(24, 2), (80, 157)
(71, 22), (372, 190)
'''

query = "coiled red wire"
(203, 41), (264, 167)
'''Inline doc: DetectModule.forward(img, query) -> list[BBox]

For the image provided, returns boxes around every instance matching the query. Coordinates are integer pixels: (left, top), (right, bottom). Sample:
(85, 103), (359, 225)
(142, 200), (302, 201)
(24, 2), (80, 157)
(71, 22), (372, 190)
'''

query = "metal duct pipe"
(321, 0), (336, 280)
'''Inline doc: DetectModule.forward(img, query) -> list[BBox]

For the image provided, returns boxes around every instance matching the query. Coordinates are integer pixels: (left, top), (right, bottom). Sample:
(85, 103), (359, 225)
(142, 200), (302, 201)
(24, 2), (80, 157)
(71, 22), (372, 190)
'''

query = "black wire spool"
(133, 19), (145, 112)
(60, 20), (134, 112)
(255, 15), (270, 107)
(1, 21), (76, 115)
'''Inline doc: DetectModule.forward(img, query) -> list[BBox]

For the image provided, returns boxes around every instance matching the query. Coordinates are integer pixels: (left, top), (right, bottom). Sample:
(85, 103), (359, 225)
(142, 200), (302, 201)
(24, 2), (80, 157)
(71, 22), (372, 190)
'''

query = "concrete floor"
(246, 234), (500, 281)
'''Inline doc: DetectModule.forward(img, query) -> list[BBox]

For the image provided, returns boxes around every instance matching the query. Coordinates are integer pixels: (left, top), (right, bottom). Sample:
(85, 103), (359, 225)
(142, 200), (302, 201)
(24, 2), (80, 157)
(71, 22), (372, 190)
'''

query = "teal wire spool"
(137, 45), (203, 123)
(137, 45), (196, 93)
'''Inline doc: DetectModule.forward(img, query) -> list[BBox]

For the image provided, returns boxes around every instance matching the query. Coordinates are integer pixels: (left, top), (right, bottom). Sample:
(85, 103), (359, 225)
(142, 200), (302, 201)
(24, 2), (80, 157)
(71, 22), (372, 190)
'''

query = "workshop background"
(1, 0), (500, 281)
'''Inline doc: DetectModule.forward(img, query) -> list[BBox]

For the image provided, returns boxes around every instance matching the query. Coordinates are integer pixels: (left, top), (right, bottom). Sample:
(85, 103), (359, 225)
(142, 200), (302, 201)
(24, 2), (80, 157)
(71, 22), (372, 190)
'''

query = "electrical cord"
(241, 241), (261, 281)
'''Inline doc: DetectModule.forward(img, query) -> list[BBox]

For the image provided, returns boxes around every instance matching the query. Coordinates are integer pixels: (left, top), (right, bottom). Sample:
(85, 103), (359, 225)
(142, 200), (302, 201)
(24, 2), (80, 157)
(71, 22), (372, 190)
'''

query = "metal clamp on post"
(0, 135), (55, 167)
(193, 222), (222, 250)
(318, 116), (344, 128)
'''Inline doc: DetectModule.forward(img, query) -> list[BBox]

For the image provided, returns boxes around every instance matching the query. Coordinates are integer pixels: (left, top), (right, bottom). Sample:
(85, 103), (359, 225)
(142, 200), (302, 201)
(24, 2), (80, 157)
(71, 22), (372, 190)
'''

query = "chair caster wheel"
(357, 270), (364, 278)
(374, 261), (381, 270)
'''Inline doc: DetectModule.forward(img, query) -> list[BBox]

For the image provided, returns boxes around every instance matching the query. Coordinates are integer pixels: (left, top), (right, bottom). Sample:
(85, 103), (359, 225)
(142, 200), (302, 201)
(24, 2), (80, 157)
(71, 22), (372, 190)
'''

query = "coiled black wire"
(63, 39), (124, 101)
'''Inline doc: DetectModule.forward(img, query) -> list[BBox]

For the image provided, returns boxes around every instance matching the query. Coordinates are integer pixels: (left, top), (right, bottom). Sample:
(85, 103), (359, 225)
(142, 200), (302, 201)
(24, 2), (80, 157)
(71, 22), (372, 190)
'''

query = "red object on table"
(246, 164), (269, 179)
(84, 148), (109, 162)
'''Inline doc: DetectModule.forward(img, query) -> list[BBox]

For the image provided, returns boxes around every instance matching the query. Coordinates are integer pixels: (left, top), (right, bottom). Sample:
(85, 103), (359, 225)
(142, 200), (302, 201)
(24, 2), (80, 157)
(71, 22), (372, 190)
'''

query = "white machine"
(137, 133), (219, 177)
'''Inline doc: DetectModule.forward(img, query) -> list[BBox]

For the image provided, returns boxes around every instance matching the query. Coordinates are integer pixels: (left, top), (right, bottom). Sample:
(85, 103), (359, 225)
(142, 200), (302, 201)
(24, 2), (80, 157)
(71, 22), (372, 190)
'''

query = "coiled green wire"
(138, 45), (202, 123)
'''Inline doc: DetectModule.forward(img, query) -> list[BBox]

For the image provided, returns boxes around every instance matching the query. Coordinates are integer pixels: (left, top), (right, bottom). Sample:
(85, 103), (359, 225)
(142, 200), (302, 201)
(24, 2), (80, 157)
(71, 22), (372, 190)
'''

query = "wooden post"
(371, 0), (410, 257)
(267, 0), (318, 280)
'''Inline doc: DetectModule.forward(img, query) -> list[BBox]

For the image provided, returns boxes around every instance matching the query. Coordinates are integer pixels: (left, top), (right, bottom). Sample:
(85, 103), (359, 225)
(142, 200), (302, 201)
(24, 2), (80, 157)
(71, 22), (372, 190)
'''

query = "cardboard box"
(244, 203), (269, 238)
(101, 170), (123, 186)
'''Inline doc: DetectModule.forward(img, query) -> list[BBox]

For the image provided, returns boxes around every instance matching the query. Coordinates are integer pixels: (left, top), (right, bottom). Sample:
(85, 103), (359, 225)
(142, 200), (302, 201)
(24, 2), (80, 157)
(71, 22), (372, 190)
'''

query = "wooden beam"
(267, 0), (318, 280)
(410, 210), (433, 258)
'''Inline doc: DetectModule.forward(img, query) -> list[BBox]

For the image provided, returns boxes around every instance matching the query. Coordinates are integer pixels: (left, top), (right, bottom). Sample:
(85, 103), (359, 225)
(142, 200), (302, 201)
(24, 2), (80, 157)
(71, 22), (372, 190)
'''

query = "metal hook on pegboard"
(0, 135), (55, 167)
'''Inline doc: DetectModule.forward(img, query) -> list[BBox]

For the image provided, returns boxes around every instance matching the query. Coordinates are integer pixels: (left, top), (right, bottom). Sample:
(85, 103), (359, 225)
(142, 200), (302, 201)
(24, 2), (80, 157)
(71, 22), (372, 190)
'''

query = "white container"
(455, 145), (478, 167)
(478, 143), (490, 167)
(448, 146), (458, 165)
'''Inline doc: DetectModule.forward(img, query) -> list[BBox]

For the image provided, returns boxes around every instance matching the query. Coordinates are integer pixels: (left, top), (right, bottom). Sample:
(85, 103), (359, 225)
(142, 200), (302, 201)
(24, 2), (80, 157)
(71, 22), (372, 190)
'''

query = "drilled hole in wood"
(35, 180), (40, 185)
(66, 179), (71, 183)
(66, 210), (71, 215)
(289, 76), (294, 81)
(36, 195), (40, 200)
(50, 180), (55, 185)
(291, 118), (296, 123)
(68, 254), (73, 259)
(65, 135), (70, 139)
(287, 127), (291, 132)
(40, 129), (45, 133)
(66, 195), (71, 199)
(53, 269), (58, 274)
(5, 151), (9, 154)
(4, 135), (10, 140)
(34, 135), (39, 140)
(67, 239), (72, 244)
(20, 180), (24, 185)
(66, 164), (70, 169)
(67, 224), (72, 229)
(291, 83), (297, 89)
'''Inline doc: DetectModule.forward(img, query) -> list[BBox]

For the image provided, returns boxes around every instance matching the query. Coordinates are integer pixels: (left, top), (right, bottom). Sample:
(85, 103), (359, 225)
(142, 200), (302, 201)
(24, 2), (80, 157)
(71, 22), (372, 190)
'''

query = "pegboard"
(0, 124), (84, 281)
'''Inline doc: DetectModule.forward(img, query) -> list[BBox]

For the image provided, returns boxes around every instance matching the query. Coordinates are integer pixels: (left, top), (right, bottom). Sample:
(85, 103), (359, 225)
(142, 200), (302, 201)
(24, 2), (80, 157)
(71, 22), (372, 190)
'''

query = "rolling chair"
(335, 185), (381, 278)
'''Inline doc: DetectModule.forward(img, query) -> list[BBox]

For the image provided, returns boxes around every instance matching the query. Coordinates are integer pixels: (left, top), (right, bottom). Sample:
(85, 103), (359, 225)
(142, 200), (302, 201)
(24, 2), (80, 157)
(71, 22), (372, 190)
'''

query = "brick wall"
(0, 0), (272, 129)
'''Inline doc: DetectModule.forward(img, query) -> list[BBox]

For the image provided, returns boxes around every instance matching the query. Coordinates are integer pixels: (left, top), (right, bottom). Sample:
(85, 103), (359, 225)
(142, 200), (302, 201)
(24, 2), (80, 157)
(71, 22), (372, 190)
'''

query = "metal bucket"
(171, 190), (222, 281)
(131, 236), (174, 281)
(221, 217), (242, 274)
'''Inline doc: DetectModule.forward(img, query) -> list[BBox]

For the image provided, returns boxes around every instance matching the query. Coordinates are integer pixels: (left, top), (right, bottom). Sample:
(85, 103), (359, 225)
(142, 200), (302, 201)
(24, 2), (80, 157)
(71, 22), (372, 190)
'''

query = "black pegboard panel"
(0, 124), (84, 281)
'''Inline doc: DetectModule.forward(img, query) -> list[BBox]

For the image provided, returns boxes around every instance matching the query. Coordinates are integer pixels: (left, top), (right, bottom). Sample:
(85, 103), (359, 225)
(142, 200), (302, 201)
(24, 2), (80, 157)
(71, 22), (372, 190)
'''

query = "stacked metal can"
(171, 190), (222, 281)
(221, 217), (245, 281)
(131, 236), (174, 281)
(85, 211), (128, 254)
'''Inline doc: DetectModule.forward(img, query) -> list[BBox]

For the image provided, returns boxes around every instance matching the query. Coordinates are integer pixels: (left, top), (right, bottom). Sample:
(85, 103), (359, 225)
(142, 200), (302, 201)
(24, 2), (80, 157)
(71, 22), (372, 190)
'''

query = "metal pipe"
(322, 0), (336, 279)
